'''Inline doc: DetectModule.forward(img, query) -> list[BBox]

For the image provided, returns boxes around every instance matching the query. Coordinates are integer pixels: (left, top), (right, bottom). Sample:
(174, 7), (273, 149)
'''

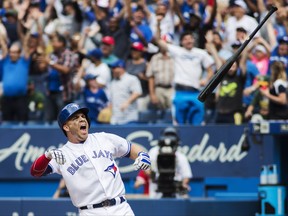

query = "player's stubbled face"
(65, 112), (89, 143)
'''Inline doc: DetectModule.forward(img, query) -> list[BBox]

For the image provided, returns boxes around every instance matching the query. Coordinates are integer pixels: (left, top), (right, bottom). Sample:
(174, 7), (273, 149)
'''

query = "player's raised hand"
(133, 152), (151, 170)
(45, 149), (66, 165)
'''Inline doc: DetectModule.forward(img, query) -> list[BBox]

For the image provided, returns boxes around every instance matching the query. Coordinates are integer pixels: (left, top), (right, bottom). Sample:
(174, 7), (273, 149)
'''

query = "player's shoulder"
(89, 131), (117, 137)
(88, 132), (107, 140)
(89, 132), (124, 141)
(89, 131), (106, 136)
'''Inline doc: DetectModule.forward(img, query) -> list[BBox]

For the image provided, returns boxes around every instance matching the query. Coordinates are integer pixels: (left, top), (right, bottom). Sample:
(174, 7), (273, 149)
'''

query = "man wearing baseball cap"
(86, 48), (111, 88)
(126, 42), (149, 111)
(131, 42), (145, 52)
(109, 59), (142, 124)
(74, 48), (111, 93)
(101, 36), (119, 65)
(225, 0), (259, 46)
(30, 102), (151, 216)
(102, 36), (115, 46)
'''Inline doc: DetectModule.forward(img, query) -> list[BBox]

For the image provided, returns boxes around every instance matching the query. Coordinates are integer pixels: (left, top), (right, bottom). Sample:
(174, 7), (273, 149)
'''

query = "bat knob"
(198, 91), (208, 102)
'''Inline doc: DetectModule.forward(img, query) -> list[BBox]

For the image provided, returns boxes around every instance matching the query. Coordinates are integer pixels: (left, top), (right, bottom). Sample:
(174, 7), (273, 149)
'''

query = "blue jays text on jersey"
(67, 150), (113, 175)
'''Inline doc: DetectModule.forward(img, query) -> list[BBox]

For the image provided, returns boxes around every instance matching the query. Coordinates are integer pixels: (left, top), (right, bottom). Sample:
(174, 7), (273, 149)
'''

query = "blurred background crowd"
(0, 0), (287, 126)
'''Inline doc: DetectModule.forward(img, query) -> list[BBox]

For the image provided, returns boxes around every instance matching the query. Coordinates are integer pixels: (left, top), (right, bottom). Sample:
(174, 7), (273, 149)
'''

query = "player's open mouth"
(80, 125), (87, 132)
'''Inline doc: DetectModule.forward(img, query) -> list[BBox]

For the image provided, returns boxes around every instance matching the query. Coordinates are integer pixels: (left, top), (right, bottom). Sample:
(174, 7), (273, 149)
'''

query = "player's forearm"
(30, 154), (51, 177)
(129, 144), (146, 160)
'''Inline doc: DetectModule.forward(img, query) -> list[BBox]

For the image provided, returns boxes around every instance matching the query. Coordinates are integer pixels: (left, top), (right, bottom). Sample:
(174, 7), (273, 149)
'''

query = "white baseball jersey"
(49, 132), (131, 208)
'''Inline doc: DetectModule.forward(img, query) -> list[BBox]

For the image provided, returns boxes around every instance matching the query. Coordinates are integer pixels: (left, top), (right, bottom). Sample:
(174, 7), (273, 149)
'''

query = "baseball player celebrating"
(30, 103), (151, 216)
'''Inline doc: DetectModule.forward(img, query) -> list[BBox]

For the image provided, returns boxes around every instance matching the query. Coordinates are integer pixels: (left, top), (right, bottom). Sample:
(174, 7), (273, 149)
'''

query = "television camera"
(155, 127), (187, 197)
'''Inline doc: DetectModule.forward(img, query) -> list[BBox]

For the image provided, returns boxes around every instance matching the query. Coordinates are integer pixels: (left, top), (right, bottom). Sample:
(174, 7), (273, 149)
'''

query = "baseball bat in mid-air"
(197, 6), (278, 103)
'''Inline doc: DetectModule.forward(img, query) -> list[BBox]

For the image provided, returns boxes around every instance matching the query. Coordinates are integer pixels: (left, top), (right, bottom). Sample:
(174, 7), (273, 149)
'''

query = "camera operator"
(148, 127), (192, 198)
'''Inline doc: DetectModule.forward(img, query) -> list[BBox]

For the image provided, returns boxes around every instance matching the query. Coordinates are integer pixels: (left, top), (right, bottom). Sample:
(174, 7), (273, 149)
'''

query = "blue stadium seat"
(138, 110), (159, 124)
(138, 109), (173, 124)
(156, 109), (173, 124)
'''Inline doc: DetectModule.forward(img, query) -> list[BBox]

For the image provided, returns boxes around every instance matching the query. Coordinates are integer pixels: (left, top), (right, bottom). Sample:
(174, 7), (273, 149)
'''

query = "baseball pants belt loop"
(79, 196), (126, 210)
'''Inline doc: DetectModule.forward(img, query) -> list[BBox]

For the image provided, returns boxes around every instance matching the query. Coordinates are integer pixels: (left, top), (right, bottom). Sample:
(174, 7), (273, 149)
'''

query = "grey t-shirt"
(126, 60), (148, 96)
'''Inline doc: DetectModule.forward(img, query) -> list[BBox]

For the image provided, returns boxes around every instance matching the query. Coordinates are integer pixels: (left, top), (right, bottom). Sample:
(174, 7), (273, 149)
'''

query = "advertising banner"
(0, 125), (274, 179)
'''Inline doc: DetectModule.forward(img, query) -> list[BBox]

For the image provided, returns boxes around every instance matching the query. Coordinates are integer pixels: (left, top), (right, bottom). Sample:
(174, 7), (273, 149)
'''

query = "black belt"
(156, 84), (172, 88)
(79, 196), (126, 210)
(175, 84), (199, 92)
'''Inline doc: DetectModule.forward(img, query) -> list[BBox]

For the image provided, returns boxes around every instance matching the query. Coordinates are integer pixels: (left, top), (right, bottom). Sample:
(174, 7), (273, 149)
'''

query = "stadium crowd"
(0, 0), (287, 125)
